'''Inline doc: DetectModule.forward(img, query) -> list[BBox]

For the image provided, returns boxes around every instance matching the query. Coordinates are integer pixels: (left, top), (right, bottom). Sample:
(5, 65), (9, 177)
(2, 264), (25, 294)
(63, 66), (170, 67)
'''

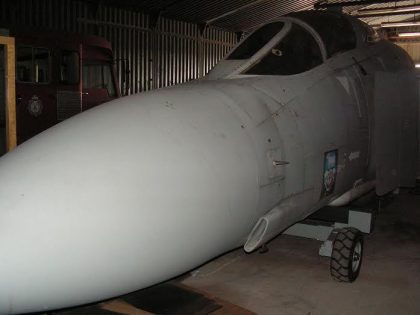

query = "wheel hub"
(352, 241), (362, 272)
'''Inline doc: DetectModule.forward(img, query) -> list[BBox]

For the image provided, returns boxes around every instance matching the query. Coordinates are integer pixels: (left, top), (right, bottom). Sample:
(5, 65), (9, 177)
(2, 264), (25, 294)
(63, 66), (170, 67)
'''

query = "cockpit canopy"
(230, 21), (324, 75)
(287, 11), (357, 58)
(206, 11), (379, 79)
(228, 22), (285, 60)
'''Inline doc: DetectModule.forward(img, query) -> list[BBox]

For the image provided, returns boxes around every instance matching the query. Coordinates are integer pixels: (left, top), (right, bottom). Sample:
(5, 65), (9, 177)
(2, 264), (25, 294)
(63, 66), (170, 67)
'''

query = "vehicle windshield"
(82, 62), (116, 97)
(227, 22), (284, 60)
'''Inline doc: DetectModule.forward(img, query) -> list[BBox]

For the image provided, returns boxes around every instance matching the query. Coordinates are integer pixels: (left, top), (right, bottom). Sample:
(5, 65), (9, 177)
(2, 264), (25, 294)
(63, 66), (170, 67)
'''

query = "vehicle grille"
(57, 90), (81, 121)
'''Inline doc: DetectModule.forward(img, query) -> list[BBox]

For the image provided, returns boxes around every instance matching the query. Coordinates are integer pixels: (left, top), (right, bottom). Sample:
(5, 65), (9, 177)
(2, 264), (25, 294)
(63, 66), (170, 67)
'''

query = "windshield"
(228, 22), (284, 60)
(82, 63), (116, 97)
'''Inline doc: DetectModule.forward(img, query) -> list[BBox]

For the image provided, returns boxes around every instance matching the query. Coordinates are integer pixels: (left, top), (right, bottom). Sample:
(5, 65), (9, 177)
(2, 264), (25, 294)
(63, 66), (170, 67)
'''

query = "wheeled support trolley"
(283, 207), (374, 282)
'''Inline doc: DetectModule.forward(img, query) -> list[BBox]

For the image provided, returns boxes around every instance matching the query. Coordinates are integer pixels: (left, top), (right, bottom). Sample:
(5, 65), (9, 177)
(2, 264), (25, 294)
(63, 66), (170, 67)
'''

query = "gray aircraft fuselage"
(0, 11), (417, 314)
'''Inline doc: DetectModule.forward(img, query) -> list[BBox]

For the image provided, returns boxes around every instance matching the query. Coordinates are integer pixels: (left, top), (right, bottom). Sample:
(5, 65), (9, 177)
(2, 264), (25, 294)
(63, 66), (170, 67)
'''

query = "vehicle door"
(15, 42), (54, 143)
(81, 45), (118, 111)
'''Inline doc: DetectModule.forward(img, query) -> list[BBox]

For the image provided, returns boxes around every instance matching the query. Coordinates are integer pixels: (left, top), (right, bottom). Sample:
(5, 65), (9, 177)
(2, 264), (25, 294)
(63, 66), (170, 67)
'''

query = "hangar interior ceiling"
(83, 0), (420, 32)
(1, 0), (420, 95)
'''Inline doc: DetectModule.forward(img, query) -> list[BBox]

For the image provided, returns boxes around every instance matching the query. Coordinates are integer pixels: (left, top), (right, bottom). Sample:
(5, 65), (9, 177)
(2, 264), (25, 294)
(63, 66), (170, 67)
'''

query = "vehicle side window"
(60, 51), (80, 85)
(34, 48), (49, 83)
(16, 46), (32, 82)
(245, 23), (323, 75)
(16, 46), (50, 83)
(228, 22), (284, 60)
(83, 63), (116, 97)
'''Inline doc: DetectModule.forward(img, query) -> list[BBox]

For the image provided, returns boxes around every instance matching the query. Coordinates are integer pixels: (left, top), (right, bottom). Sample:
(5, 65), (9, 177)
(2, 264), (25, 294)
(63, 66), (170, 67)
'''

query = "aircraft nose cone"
(0, 85), (259, 313)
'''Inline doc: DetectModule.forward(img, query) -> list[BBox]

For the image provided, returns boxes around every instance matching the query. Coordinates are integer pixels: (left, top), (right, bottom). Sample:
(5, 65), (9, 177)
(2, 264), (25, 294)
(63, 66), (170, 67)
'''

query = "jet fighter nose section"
(0, 84), (262, 314)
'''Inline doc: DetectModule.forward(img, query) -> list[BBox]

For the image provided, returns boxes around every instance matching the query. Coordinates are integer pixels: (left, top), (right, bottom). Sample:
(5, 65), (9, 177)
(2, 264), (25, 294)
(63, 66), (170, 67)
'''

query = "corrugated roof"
(349, 0), (419, 25)
(86, 0), (420, 31)
(164, 0), (260, 24)
(90, 0), (317, 31)
(207, 0), (316, 31)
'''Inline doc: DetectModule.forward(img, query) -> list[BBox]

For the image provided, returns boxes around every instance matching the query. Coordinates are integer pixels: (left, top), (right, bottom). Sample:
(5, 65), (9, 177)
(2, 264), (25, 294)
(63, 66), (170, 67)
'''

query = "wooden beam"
(0, 36), (17, 151)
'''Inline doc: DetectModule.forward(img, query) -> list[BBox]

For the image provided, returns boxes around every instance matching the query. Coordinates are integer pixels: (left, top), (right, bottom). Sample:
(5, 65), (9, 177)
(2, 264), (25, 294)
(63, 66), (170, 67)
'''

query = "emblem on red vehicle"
(27, 95), (43, 117)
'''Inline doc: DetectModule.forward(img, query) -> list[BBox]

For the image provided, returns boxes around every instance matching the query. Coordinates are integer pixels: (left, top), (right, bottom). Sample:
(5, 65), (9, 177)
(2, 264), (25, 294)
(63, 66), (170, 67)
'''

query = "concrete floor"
(52, 191), (420, 315)
(182, 190), (420, 315)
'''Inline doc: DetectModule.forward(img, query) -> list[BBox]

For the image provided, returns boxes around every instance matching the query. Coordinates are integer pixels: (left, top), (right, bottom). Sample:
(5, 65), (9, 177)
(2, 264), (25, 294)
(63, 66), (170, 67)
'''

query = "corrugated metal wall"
(395, 42), (420, 64)
(0, 0), (237, 95)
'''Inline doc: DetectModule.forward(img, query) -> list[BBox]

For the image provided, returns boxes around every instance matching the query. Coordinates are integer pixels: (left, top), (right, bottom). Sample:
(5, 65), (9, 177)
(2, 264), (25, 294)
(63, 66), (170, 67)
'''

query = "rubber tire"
(330, 227), (363, 282)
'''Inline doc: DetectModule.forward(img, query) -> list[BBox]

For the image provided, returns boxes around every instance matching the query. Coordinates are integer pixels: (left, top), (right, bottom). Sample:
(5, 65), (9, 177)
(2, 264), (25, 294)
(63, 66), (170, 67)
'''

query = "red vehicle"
(4, 30), (120, 144)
